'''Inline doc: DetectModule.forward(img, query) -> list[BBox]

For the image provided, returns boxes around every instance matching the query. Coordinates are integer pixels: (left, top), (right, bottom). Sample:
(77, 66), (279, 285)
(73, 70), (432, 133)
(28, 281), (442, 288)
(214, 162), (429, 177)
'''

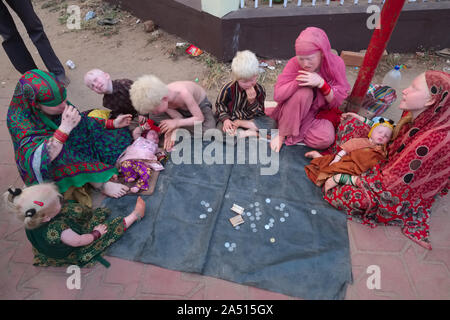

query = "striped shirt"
(215, 81), (266, 122)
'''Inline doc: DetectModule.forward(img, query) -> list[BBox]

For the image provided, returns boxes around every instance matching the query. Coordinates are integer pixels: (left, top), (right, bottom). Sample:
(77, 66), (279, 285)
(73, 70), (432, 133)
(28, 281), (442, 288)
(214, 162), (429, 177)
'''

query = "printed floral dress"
(26, 202), (125, 267)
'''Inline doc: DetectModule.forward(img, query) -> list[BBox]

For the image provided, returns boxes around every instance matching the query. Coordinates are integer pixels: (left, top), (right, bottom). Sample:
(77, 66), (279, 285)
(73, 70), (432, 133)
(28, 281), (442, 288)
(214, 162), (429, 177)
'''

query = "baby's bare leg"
(305, 150), (322, 158)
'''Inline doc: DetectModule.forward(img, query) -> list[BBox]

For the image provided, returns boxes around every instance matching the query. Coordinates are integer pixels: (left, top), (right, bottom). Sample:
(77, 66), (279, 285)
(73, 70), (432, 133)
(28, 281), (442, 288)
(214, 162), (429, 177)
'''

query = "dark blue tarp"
(104, 137), (352, 299)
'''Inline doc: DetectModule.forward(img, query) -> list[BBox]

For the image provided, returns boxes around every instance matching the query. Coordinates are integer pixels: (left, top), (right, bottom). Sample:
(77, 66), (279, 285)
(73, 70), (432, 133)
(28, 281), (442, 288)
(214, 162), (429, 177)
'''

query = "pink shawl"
(273, 27), (350, 110)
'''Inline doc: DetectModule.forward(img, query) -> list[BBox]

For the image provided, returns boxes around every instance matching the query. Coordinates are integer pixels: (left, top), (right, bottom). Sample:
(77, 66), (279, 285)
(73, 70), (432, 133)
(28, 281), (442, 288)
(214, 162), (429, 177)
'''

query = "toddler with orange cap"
(305, 112), (395, 192)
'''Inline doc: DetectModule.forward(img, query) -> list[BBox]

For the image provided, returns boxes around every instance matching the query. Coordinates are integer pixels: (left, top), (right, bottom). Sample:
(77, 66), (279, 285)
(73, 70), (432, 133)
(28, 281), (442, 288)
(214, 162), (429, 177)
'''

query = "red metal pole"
(345, 0), (406, 112)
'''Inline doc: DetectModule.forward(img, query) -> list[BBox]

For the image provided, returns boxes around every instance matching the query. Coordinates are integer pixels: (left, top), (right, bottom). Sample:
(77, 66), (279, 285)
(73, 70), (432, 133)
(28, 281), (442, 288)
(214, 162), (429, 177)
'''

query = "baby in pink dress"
(116, 120), (165, 193)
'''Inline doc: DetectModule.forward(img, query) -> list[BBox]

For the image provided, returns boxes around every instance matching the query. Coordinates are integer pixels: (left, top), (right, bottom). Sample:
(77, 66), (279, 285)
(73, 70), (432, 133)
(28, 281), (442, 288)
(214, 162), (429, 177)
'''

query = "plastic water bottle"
(382, 65), (402, 90)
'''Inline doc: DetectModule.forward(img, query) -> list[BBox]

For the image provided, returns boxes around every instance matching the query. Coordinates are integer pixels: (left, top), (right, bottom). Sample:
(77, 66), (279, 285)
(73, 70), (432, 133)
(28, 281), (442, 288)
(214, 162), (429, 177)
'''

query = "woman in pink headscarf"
(270, 27), (351, 152)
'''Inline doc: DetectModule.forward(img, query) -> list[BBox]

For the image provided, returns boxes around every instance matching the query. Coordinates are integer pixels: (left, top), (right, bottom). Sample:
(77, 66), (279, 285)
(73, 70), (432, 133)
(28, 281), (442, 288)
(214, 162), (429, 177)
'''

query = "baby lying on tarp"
(116, 119), (166, 193)
(305, 112), (395, 192)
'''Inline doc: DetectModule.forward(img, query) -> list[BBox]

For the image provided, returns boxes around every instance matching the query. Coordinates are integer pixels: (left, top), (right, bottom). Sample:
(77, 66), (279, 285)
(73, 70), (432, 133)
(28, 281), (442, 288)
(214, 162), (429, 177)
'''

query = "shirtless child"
(129, 75), (216, 151)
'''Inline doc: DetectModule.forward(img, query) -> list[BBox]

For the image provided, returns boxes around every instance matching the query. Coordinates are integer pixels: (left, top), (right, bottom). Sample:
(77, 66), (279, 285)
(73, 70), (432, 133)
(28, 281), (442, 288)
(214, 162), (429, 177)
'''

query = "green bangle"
(339, 174), (350, 185)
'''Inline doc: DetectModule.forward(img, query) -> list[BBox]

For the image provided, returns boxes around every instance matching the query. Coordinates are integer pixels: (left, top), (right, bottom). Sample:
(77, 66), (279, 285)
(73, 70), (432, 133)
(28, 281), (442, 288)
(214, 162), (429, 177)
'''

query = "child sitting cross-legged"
(215, 50), (276, 141)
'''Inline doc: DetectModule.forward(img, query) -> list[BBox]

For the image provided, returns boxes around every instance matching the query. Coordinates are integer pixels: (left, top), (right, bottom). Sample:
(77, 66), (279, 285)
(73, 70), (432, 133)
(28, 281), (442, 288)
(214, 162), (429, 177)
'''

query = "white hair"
(2, 183), (61, 230)
(231, 50), (260, 80)
(130, 75), (169, 114)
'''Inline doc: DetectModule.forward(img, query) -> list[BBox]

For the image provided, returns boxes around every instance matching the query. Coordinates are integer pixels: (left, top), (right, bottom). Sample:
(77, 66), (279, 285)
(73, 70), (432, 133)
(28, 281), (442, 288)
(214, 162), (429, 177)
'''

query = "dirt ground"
(0, 0), (449, 118)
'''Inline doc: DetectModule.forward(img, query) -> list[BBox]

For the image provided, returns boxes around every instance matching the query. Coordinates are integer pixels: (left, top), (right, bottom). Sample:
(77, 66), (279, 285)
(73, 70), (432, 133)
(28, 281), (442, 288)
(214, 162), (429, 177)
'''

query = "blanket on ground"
(103, 138), (352, 299)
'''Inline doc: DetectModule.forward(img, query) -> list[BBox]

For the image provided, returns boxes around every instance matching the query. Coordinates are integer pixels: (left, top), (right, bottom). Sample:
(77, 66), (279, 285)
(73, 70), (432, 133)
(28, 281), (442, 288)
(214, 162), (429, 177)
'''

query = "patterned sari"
(324, 71), (450, 249)
(6, 69), (133, 193)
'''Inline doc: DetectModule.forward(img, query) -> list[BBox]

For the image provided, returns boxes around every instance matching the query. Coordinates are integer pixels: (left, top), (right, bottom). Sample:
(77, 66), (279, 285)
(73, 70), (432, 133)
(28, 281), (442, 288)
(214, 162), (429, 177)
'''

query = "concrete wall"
(105, 0), (450, 61)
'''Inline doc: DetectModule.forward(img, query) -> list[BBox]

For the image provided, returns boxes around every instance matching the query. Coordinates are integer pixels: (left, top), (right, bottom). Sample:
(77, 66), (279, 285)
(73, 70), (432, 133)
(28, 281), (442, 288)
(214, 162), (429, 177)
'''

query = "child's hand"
(164, 130), (176, 151)
(132, 126), (143, 140)
(245, 87), (257, 103)
(232, 119), (242, 129)
(329, 155), (341, 165)
(159, 119), (179, 133)
(223, 119), (236, 134)
(114, 114), (132, 128)
(138, 115), (148, 125)
(93, 224), (107, 237)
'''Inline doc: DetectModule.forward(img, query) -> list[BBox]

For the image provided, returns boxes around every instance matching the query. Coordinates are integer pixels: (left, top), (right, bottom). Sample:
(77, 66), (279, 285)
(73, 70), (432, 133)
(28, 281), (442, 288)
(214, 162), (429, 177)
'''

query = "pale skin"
(305, 73), (437, 193)
(39, 101), (132, 198)
(305, 117), (393, 192)
(150, 81), (206, 151)
(222, 75), (260, 138)
(84, 69), (147, 124)
(399, 72), (436, 120)
(42, 196), (145, 247)
(128, 126), (161, 193)
(270, 51), (334, 153)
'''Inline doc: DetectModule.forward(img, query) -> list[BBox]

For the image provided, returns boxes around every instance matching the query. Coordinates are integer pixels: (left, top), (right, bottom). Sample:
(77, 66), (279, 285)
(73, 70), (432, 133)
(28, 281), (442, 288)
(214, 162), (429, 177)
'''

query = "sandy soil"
(0, 0), (448, 122)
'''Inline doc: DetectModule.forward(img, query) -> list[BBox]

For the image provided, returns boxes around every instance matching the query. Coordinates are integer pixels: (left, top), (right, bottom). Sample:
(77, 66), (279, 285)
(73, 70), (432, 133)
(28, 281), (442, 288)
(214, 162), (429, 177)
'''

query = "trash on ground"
(66, 60), (76, 69)
(85, 11), (96, 21)
(97, 18), (119, 26)
(185, 44), (203, 56)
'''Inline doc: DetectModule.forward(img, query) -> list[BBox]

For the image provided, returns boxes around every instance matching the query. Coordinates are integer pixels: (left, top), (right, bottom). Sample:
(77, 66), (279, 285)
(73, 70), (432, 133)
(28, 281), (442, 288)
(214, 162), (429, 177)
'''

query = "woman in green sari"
(7, 69), (133, 197)
(3, 183), (145, 267)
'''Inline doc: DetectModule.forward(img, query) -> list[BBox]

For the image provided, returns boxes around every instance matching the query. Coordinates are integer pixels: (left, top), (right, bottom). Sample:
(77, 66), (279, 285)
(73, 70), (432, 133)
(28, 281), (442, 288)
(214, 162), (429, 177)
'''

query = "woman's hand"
(93, 224), (108, 237)
(114, 114), (132, 128)
(341, 112), (363, 122)
(159, 119), (179, 134)
(296, 71), (324, 88)
(59, 104), (81, 133)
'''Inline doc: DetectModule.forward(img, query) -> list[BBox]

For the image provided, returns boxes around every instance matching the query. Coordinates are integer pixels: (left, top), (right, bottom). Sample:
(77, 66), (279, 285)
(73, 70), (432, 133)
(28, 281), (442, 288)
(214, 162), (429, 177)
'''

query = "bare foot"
(110, 174), (119, 181)
(270, 135), (285, 152)
(134, 196), (146, 219)
(102, 181), (129, 198)
(324, 176), (338, 193)
(305, 151), (322, 159)
(130, 186), (140, 193)
(124, 196), (146, 228)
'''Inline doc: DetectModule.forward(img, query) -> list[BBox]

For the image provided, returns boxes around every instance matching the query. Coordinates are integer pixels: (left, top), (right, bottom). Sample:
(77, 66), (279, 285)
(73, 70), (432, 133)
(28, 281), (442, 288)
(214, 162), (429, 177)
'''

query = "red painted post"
(345, 0), (406, 112)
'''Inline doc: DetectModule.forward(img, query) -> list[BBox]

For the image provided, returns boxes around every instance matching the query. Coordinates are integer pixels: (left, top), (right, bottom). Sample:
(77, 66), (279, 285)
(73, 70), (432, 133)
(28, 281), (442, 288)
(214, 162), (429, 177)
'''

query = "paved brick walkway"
(1, 95), (449, 299)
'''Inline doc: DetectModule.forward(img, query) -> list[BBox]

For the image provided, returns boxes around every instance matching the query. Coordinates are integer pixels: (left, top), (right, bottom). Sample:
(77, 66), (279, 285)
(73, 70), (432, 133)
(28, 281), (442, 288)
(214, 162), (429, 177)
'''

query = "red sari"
(324, 71), (450, 249)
